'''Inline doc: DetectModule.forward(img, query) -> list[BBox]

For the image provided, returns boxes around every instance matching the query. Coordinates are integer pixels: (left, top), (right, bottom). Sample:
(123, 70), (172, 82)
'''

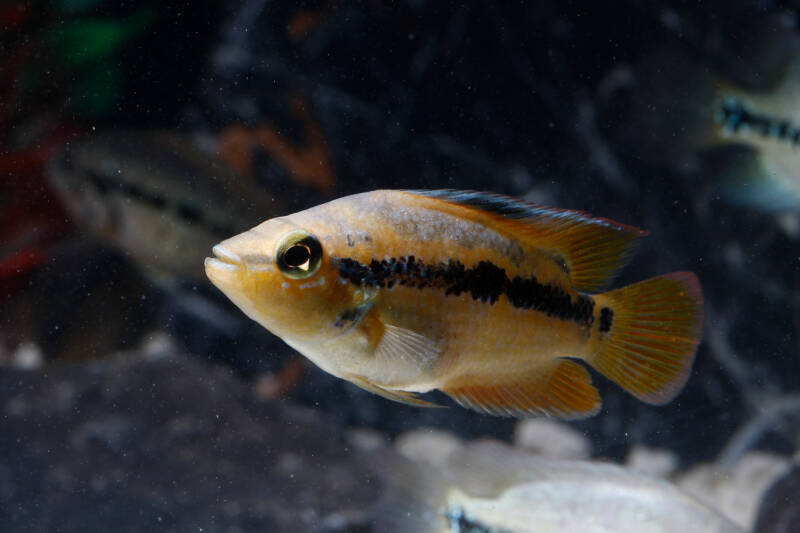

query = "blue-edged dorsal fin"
(405, 189), (647, 293)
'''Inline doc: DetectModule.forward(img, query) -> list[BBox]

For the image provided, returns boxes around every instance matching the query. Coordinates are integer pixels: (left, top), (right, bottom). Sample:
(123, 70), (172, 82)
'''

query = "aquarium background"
(1, 1), (799, 532)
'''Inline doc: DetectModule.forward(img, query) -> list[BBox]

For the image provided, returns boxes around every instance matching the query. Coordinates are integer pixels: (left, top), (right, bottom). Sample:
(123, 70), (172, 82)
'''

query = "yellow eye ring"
(275, 230), (323, 279)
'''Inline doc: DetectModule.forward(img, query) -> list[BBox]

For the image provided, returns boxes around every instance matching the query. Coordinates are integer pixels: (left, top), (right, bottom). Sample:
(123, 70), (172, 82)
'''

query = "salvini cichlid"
(373, 440), (742, 533)
(205, 190), (703, 418)
(47, 131), (284, 285)
(624, 23), (800, 211)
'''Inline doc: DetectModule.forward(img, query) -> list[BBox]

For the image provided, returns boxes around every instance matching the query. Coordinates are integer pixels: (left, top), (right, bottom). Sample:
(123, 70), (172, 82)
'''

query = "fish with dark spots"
(206, 189), (704, 418)
(372, 440), (742, 533)
(47, 130), (286, 285)
(626, 36), (800, 211)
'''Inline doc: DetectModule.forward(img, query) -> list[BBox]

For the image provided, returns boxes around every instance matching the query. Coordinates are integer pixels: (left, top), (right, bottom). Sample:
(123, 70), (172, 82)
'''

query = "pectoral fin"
(355, 307), (443, 385)
(346, 313), (445, 408)
(374, 322), (442, 384)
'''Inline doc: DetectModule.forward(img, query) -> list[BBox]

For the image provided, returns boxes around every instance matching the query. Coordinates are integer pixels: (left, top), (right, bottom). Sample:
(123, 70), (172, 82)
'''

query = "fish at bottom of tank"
(372, 439), (743, 533)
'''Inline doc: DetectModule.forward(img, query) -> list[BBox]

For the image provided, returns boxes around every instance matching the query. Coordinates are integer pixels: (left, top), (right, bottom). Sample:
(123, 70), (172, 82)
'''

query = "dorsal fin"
(405, 189), (647, 292)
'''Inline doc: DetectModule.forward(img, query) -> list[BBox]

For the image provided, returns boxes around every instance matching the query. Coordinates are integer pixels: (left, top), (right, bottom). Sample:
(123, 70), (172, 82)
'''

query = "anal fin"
(347, 375), (445, 409)
(441, 360), (601, 419)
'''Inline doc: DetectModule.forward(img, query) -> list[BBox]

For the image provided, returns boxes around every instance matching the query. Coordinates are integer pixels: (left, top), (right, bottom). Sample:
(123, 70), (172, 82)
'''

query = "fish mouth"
(212, 245), (242, 265)
(205, 245), (242, 274)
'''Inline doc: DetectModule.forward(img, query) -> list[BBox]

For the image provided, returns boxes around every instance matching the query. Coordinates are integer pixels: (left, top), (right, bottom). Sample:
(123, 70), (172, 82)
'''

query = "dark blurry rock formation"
(0, 341), (376, 533)
(754, 460), (800, 533)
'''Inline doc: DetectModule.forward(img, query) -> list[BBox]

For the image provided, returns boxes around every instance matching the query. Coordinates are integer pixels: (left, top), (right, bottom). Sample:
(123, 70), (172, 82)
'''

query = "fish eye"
(275, 230), (323, 279)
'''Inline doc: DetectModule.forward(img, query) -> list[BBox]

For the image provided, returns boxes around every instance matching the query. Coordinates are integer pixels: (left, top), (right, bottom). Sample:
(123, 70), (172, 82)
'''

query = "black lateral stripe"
(719, 98), (800, 146)
(333, 255), (595, 327)
(83, 170), (239, 237)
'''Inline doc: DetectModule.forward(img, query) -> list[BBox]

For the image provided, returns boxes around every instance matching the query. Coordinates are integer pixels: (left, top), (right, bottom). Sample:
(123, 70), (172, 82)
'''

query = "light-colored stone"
(513, 418), (591, 459)
(626, 446), (678, 478)
(140, 331), (178, 360)
(11, 342), (44, 370)
(395, 428), (462, 468)
(676, 452), (789, 530)
(346, 427), (388, 452)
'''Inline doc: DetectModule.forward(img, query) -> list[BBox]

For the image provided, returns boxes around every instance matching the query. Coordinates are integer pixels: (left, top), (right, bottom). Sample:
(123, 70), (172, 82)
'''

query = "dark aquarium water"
(1, 1), (799, 532)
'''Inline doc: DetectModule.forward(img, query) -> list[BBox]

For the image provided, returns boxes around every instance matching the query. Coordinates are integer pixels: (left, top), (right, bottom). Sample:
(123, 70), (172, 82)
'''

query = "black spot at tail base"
(599, 307), (614, 332)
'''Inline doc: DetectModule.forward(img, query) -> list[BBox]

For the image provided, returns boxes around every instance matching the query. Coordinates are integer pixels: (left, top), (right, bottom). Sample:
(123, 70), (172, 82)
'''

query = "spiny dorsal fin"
(406, 189), (647, 293)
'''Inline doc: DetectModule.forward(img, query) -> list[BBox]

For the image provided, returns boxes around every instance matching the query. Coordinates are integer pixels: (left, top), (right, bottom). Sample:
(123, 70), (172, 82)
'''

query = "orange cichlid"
(204, 190), (704, 418)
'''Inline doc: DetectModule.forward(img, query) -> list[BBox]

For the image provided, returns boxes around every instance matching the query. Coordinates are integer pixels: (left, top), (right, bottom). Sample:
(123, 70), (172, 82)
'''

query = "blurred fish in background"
(47, 131), (285, 287)
(1, 1), (800, 532)
(611, 13), (800, 212)
(0, 1), (330, 377)
(374, 439), (743, 533)
(0, 0), (169, 363)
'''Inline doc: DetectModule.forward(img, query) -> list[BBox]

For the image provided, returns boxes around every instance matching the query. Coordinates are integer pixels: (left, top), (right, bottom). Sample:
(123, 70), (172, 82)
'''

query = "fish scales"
(279, 192), (594, 388)
(205, 189), (704, 418)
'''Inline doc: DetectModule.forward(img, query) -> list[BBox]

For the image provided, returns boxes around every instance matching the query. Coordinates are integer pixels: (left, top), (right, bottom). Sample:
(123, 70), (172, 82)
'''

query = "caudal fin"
(590, 272), (704, 405)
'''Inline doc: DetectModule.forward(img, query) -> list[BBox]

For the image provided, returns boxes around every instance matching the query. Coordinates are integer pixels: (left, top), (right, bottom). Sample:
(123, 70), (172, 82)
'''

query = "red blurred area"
(0, 127), (77, 295)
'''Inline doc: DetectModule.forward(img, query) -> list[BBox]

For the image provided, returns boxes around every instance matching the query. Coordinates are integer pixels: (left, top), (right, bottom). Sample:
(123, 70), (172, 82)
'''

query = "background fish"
(48, 130), (285, 286)
(617, 19), (800, 211)
(373, 439), (744, 533)
(205, 189), (704, 418)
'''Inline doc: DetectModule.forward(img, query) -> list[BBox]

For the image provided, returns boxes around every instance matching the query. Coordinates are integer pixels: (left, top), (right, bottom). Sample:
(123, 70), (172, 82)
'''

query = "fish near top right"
(617, 19), (800, 212)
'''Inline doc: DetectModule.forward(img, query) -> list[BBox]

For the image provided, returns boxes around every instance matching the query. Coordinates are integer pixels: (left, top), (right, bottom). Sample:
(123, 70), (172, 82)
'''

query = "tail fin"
(589, 272), (704, 404)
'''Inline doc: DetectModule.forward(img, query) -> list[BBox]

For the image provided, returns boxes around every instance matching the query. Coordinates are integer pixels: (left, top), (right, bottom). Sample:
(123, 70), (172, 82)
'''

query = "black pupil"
(284, 244), (311, 268)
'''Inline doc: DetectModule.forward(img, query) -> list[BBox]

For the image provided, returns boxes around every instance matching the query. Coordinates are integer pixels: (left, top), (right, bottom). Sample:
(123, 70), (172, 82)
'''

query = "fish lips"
(204, 245), (243, 287)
